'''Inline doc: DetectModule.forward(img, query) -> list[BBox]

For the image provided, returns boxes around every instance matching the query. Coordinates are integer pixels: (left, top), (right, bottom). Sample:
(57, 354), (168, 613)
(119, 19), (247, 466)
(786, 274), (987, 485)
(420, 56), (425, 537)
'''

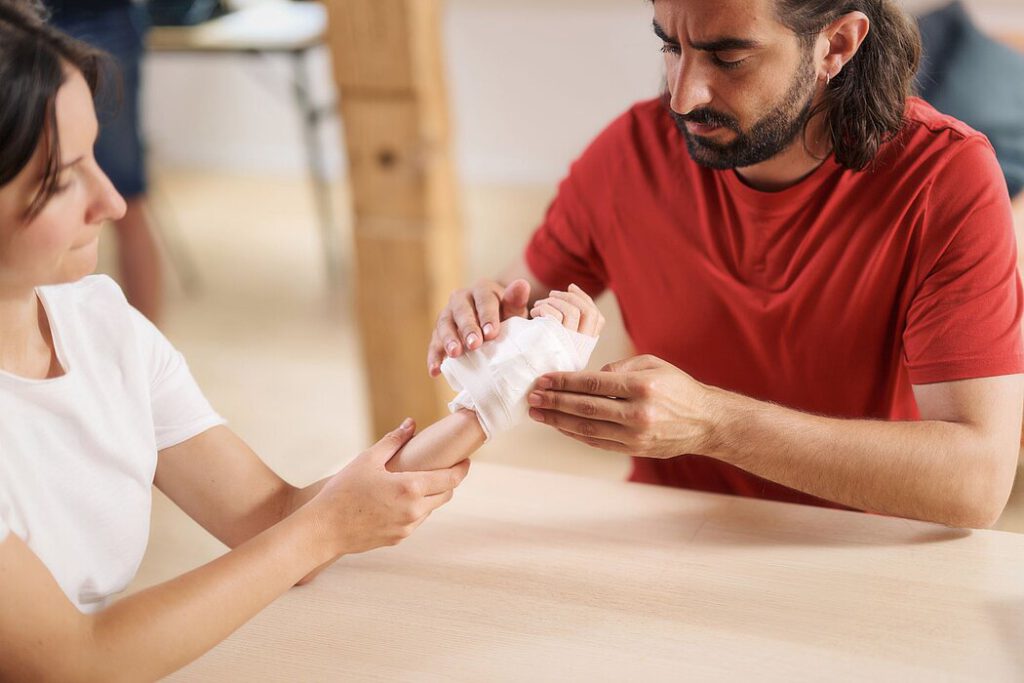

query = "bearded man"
(427, 0), (1024, 528)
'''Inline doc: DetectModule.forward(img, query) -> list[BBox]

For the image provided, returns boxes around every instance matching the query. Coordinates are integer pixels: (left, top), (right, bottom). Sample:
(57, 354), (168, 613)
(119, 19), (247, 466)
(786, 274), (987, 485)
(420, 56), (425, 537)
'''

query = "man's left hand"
(527, 354), (725, 458)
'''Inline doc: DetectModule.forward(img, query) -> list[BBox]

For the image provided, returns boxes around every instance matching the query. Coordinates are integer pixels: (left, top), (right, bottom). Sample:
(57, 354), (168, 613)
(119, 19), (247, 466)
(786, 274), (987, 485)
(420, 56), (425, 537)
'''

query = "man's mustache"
(671, 108), (740, 132)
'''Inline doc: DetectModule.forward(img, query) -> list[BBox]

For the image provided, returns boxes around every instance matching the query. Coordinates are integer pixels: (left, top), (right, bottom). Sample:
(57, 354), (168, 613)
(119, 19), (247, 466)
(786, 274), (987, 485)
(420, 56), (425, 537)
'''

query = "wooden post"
(323, 0), (462, 437)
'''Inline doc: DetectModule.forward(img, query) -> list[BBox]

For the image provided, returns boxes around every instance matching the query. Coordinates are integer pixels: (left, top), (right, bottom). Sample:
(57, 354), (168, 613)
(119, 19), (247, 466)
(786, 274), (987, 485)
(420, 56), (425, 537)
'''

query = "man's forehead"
(653, 0), (784, 43)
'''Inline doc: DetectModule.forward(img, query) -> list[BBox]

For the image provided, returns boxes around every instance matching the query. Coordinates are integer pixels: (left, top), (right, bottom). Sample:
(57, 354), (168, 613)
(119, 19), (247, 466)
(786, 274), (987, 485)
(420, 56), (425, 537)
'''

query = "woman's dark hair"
(0, 0), (106, 219)
(776, 0), (921, 171)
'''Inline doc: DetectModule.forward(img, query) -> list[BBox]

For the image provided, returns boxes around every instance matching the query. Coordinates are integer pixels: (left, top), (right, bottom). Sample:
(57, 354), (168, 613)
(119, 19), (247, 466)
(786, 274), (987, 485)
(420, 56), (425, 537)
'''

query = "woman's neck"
(0, 286), (61, 379)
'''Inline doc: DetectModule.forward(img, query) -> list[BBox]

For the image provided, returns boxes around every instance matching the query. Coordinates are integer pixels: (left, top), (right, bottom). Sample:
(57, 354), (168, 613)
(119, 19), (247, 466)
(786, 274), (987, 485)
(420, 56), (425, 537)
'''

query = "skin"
(426, 0), (1024, 529)
(0, 69), (475, 681)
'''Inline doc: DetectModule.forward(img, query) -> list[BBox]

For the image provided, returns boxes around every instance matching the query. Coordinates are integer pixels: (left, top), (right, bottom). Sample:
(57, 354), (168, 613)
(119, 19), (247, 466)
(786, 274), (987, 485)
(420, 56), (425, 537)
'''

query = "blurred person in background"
(46, 0), (164, 323)
(915, 1), (1024, 263)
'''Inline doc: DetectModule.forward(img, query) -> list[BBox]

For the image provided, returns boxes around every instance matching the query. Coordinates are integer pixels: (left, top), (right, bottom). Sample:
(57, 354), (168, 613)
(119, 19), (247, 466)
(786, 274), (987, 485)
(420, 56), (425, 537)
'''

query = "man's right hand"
(427, 278), (532, 376)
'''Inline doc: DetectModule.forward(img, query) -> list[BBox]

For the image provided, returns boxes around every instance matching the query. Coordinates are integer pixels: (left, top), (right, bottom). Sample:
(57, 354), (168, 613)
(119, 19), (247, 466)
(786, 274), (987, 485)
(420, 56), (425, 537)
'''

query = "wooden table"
(168, 463), (1024, 681)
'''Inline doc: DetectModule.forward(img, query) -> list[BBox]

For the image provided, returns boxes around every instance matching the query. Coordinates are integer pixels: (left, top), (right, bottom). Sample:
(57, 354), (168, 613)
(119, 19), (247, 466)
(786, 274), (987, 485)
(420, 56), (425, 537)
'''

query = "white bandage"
(440, 316), (598, 441)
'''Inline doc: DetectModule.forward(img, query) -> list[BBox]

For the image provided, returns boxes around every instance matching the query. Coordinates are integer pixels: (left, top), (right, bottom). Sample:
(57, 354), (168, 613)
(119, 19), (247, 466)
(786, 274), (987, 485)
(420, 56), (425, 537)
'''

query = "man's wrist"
(700, 384), (756, 465)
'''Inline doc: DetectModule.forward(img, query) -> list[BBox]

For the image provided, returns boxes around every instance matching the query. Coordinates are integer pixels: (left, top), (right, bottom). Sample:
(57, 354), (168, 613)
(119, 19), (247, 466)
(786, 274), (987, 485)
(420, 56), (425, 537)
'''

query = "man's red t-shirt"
(525, 97), (1024, 509)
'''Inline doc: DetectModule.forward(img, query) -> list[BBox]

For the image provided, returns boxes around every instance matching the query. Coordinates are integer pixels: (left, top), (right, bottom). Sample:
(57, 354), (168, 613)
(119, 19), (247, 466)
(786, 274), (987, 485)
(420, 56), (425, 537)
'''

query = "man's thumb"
(502, 279), (531, 316)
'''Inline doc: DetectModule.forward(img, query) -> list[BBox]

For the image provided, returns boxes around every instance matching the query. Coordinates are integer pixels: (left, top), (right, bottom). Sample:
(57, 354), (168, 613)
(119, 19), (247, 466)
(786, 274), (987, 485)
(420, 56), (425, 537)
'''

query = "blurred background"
(73, 0), (1023, 588)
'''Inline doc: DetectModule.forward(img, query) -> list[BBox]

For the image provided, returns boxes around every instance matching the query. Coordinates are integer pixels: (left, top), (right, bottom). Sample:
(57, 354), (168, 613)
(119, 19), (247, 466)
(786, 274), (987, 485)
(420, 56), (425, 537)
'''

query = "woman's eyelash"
(660, 43), (680, 55)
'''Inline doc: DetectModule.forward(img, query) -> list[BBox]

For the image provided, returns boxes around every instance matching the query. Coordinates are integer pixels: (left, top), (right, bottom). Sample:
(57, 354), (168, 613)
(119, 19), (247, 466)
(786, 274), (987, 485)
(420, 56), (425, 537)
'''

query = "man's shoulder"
(576, 97), (690, 178)
(603, 97), (674, 142)
(891, 97), (993, 160)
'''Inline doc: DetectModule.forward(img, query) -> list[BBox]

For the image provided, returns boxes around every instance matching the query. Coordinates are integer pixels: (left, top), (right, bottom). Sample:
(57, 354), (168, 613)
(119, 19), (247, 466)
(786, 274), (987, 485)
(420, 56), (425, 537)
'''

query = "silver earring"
(825, 72), (831, 86)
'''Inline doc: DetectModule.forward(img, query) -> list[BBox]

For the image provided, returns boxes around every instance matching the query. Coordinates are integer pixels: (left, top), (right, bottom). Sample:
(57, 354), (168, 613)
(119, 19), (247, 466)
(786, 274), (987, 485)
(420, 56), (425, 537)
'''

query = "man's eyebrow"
(652, 20), (763, 52)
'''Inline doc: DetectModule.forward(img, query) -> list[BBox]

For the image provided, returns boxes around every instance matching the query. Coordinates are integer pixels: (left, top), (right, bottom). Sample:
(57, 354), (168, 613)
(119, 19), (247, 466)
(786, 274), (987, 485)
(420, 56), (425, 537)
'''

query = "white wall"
(142, 0), (1024, 186)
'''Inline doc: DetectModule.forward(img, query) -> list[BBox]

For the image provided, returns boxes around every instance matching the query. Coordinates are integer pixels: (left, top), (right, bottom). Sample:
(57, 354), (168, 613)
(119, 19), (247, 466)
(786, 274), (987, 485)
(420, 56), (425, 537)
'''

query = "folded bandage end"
(440, 317), (597, 441)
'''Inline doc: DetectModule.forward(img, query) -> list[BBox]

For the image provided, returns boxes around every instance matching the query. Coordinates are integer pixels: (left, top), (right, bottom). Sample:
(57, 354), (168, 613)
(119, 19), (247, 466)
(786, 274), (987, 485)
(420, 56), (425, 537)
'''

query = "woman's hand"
(308, 419), (471, 557)
(529, 283), (605, 337)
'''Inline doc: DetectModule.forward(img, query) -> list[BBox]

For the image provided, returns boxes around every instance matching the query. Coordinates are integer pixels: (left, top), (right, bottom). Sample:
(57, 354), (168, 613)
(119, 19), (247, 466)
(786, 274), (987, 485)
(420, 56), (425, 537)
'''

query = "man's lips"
(685, 121), (727, 136)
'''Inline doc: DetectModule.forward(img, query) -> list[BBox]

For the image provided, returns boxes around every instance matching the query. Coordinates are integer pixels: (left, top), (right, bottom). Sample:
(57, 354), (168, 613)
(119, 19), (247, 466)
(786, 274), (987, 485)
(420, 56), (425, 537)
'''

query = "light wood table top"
(169, 463), (1024, 681)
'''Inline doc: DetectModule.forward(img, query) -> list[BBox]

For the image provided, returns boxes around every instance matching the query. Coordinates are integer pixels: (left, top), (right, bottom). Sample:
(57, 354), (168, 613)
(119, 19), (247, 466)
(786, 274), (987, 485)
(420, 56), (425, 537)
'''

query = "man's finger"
(427, 329), (446, 376)
(450, 292), (483, 351)
(528, 408), (628, 444)
(527, 389), (628, 424)
(436, 310), (463, 360)
(556, 428), (631, 454)
(473, 283), (503, 341)
(602, 354), (664, 373)
(501, 279), (532, 319)
(536, 370), (637, 398)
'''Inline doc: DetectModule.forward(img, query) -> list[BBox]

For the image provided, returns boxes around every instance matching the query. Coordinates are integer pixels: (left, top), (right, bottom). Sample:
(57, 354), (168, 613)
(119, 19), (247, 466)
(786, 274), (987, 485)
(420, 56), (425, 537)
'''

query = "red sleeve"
(524, 116), (622, 297)
(903, 136), (1024, 384)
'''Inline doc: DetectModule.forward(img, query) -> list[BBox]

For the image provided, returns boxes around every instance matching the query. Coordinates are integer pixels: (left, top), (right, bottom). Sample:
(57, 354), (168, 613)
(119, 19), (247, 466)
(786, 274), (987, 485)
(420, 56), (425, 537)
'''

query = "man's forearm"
(708, 390), (1017, 528)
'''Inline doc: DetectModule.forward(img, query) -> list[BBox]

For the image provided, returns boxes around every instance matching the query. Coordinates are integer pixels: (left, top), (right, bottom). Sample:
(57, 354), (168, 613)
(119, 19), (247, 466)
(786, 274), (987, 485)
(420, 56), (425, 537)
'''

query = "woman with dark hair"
(45, 0), (166, 323)
(0, 5), (606, 676)
(0, 1), (472, 678)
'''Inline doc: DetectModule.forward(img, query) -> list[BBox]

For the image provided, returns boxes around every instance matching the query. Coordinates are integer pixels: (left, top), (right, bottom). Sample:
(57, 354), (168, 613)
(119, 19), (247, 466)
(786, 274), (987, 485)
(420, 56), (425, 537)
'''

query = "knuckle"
(578, 420), (597, 437)
(398, 480), (418, 499)
(585, 376), (602, 394)
(579, 400), (598, 417)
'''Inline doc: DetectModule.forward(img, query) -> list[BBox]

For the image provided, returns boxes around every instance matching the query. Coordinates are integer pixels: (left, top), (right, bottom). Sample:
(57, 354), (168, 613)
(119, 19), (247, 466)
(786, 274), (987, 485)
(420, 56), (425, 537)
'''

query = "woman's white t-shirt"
(0, 275), (224, 613)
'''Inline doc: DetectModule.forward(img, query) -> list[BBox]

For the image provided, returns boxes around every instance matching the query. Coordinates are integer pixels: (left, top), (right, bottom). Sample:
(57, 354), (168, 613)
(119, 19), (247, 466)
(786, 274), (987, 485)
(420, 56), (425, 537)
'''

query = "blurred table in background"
(148, 0), (342, 283)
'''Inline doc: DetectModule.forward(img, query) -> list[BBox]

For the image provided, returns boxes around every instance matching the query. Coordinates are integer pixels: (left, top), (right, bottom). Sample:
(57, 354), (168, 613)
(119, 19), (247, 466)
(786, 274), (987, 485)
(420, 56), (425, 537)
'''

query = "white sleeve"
(130, 309), (226, 450)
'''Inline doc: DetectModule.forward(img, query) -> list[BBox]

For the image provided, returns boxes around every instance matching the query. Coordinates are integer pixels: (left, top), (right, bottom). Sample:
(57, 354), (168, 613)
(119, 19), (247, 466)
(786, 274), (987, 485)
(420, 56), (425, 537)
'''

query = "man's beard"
(670, 60), (818, 170)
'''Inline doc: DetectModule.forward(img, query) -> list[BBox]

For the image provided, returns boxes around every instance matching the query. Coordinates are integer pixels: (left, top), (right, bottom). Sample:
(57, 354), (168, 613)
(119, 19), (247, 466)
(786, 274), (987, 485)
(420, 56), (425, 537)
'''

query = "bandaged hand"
(440, 284), (605, 440)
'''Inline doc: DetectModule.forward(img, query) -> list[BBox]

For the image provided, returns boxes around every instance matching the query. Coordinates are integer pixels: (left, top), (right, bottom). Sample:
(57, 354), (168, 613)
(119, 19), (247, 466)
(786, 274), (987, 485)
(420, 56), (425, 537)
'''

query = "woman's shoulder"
(39, 274), (129, 310)
(38, 275), (137, 341)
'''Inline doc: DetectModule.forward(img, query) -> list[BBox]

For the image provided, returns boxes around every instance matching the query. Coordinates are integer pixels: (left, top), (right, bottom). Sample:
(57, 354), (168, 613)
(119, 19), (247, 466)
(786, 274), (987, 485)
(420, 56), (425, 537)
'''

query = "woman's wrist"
(288, 500), (344, 568)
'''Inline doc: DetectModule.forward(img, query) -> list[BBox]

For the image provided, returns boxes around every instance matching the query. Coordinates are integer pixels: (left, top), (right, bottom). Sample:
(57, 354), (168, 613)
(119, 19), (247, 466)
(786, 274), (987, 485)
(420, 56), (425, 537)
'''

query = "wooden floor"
(119, 170), (1023, 590)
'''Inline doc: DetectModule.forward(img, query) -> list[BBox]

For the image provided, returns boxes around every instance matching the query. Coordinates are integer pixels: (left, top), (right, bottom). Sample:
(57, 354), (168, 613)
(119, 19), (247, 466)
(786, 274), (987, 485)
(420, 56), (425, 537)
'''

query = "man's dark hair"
(0, 0), (106, 219)
(776, 0), (921, 170)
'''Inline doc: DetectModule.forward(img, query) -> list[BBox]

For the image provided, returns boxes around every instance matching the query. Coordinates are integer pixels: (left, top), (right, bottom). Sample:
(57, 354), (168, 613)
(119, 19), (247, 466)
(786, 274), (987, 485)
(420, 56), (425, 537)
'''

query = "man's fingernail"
(529, 409), (544, 423)
(400, 418), (413, 430)
(466, 333), (479, 348)
(483, 323), (494, 337)
(528, 392), (542, 406)
(446, 341), (458, 355)
(537, 377), (552, 389)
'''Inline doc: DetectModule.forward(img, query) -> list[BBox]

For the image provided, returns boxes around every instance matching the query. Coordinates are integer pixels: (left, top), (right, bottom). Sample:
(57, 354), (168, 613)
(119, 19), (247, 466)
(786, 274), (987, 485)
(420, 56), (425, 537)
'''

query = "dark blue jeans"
(54, 4), (150, 199)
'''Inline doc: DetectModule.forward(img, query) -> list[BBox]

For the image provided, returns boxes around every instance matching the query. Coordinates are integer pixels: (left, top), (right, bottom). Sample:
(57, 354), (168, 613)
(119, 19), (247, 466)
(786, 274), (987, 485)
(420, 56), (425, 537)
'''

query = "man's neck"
(733, 115), (831, 192)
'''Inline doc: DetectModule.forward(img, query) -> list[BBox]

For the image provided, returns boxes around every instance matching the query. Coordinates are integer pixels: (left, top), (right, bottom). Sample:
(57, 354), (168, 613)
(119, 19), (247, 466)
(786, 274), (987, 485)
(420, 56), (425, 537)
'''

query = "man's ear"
(817, 11), (871, 82)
